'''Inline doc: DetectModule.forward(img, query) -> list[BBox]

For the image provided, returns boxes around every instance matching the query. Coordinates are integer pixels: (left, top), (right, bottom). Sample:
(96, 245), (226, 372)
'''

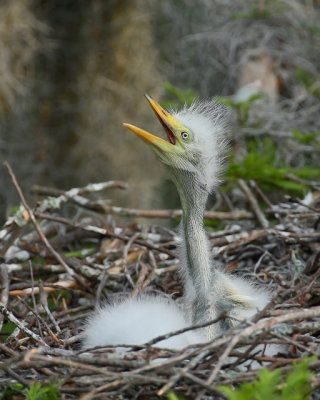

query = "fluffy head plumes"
(170, 100), (230, 193)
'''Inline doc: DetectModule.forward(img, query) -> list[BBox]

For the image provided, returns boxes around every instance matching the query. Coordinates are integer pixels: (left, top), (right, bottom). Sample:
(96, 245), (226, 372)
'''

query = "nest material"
(0, 168), (320, 399)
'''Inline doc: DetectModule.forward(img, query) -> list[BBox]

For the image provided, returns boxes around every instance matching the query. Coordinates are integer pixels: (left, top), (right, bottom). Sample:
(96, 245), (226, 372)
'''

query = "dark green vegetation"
(163, 83), (320, 198)
(1, 380), (61, 400)
(219, 357), (316, 400)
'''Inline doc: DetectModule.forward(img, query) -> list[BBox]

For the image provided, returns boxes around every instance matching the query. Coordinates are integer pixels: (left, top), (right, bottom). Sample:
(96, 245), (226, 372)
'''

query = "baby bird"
(83, 95), (270, 350)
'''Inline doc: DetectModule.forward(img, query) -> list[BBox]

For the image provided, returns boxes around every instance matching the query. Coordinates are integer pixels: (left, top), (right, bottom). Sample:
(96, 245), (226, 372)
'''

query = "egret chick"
(83, 295), (204, 350)
(123, 95), (271, 340)
(83, 95), (271, 350)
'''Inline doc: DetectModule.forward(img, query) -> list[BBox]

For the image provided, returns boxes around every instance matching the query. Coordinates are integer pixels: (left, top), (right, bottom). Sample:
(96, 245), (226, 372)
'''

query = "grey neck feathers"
(171, 168), (214, 325)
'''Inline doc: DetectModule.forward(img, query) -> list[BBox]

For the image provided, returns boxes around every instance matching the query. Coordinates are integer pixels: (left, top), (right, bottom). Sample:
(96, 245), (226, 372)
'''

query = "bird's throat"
(173, 170), (214, 325)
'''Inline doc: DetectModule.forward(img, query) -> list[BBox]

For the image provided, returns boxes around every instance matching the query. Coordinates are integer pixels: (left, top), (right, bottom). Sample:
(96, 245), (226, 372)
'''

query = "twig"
(0, 264), (9, 331)
(131, 262), (149, 298)
(4, 366), (30, 387)
(17, 296), (60, 344)
(28, 261), (44, 340)
(95, 269), (110, 308)
(250, 179), (284, 224)
(303, 255), (320, 294)
(0, 223), (23, 259)
(249, 180), (273, 208)
(158, 348), (211, 396)
(217, 229), (270, 254)
(206, 306), (320, 384)
(31, 183), (252, 220)
(122, 232), (140, 288)
(0, 302), (48, 346)
(285, 194), (319, 212)
(31, 181), (128, 197)
(34, 211), (176, 257)
(9, 280), (76, 296)
(39, 280), (61, 333)
(101, 205), (253, 221)
(238, 179), (269, 228)
(145, 313), (227, 348)
(80, 380), (125, 400)
(0, 342), (18, 356)
(4, 162), (89, 289)
(183, 371), (228, 399)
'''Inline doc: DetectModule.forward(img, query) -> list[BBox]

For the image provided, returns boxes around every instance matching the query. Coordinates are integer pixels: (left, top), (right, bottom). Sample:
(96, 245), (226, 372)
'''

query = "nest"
(0, 164), (320, 399)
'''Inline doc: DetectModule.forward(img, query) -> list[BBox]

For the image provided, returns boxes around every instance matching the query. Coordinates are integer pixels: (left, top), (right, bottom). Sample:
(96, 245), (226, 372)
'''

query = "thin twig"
(34, 211), (176, 257)
(0, 264), (9, 332)
(206, 306), (320, 384)
(238, 179), (269, 228)
(0, 302), (48, 346)
(4, 162), (89, 289)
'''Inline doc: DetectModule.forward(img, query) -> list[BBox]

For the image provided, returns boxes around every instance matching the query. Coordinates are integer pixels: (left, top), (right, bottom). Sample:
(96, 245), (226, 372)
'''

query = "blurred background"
(1, 0), (320, 222)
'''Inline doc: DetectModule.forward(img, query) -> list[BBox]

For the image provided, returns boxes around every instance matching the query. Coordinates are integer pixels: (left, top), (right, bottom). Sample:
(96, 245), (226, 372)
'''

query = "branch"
(0, 302), (48, 346)
(4, 162), (89, 289)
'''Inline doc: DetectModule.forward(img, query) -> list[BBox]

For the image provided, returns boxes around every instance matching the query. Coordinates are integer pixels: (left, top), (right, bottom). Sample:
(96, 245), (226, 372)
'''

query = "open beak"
(123, 94), (182, 153)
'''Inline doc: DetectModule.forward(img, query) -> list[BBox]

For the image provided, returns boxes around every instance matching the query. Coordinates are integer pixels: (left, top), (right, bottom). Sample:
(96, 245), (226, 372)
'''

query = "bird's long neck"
(171, 169), (214, 325)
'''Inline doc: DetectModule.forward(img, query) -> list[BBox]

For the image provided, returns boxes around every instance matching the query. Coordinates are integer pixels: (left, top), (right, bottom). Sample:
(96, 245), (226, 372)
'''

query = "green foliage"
(280, 357), (315, 400)
(1, 321), (16, 341)
(0, 382), (24, 399)
(219, 356), (316, 400)
(204, 218), (224, 230)
(1, 380), (61, 400)
(229, 1), (283, 20)
(63, 247), (95, 259)
(296, 68), (320, 98)
(224, 137), (320, 194)
(229, 1), (303, 21)
(217, 94), (265, 126)
(25, 381), (61, 400)
(230, 10), (272, 20)
(167, 391), (186, 400)
(161, 82), (197, 109)
(292, 129), (320, 144)
(9, 205), (21, 215)
(307, 25), (320, 36)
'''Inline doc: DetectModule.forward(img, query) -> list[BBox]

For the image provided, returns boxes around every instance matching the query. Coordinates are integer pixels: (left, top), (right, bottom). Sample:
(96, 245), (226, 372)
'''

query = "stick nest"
(0, 171), (320, 399)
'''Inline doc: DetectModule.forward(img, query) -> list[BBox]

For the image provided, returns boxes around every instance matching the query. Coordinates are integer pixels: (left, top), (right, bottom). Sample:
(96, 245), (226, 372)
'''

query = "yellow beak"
(123, 94), (183, 152)
(122, 123), (173, 148)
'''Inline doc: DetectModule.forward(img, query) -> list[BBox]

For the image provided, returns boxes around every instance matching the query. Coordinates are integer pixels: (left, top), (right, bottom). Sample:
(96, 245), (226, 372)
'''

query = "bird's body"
(83, 295), (205, 350)
(82, 96), (271, 350)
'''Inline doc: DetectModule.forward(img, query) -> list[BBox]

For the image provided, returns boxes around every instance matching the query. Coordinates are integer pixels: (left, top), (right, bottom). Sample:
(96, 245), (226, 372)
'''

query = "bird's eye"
(181, 132), (189, 140)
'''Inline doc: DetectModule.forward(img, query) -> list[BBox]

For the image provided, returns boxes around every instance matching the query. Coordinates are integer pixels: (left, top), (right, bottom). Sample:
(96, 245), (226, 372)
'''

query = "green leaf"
(254, 368), (282, 400)
(0, 382), (24, 400)
(25, 381), (61, 400)
(273, 180), (307, 192)
(292, 129), (319, 144)
(296, 68), (315, 88)
(163, 82), (197, 107)
(216, 97), (236, 107)
(219, 356), (315, 400)
(63, 247), (95, 258)
(296, 168), (320, 179)
(219, 383), (256, 400)
(279, 356), (316, 400)
(1, 321), (16, 340)
(167, 391), (186, 400)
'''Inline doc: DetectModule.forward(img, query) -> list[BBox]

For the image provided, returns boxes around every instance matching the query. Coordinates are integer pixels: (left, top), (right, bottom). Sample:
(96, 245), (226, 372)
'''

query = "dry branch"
(4, 162), (89, 290)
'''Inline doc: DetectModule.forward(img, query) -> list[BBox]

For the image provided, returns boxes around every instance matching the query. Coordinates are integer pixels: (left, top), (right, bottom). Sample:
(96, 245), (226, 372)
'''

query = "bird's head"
(123, 95), (229, 194)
